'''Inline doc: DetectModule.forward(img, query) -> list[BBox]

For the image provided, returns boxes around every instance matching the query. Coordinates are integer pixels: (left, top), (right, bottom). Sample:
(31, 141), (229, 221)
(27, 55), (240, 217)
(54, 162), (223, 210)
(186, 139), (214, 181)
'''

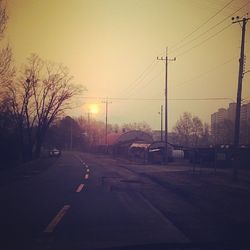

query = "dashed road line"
(85, 174), (89, 180)
(44, 205), (71, 233)
(75, 183), (85, 193)
(74, 154), (82, 163)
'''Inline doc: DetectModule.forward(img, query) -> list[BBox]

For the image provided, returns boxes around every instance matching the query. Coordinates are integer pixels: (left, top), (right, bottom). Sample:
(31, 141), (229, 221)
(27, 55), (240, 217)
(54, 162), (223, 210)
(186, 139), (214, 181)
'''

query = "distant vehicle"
(49, 148), (61, 157)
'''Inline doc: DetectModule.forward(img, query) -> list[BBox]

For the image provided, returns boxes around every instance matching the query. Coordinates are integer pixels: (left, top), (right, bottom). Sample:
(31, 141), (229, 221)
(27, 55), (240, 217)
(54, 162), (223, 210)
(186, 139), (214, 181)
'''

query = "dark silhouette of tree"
(0, 1), (15, 103)
(0, 0), (9, 39)
(7, 54), (84, 160)
(44, 116), (86, 151)
(173, 112), (193, 147)
(173, 112), (210, 147)
(0, 0), (7, 38)
(122, 121), (152, 133)
(0, 1), (17, 166)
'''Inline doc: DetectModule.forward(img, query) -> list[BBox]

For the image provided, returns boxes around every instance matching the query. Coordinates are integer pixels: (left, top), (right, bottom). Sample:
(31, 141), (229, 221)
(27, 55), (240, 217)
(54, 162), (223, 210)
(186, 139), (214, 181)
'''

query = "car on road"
(49, 148), (61, 157)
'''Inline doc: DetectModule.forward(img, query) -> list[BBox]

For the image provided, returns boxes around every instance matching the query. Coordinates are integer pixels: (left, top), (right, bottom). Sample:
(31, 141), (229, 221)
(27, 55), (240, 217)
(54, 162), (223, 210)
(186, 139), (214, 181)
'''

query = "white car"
(49, 148), (61, 157)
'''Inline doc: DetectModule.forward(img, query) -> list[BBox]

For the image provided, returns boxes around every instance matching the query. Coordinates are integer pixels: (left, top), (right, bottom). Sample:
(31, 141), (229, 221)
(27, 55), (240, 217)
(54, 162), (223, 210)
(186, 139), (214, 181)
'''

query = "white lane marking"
(75, 183), (85, 193)
(86, 169), (90, 173)
(44, 205), (71, 233)
(74, 154), (86, 165)
(85, 174), (89, 179)
(74, 154), (82, 162)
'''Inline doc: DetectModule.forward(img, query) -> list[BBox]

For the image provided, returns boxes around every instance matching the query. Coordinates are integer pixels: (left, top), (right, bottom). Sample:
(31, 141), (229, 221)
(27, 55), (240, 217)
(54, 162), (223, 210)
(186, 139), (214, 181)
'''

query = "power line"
(118, 48), (170, 97)
(126, 59), (178, 98)
(126, 67), (164, 97)
(175, 23), (232, 58)
(170, 0), (235, 51)
(81, 96), (234, 102)
(232, 16), (249, 181)
(157, 48), (176, 164)
(173, 55), (238, 88)
(123, 62), (161, 97)
(116, 2), (249, 101)
(118, 59), (158, 96)
(147, 46), (250, 98)
(170, 1), (249, 54)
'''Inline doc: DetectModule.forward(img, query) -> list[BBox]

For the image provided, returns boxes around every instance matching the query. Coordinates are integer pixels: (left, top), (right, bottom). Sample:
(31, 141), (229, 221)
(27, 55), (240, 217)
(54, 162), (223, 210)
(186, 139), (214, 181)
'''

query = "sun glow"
(89, 104), (99, 114)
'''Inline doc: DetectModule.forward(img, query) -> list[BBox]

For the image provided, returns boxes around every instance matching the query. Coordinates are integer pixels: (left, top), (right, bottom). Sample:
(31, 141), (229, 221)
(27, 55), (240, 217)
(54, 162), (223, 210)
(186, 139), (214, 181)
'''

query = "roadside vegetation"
(0, 2), (83, 166)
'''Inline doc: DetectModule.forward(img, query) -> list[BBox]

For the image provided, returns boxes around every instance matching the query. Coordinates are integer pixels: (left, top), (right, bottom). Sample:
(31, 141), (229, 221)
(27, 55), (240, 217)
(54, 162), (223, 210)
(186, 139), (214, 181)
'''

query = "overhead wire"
(118, 59), (158, 97)
(170, 1), (250, 55)
(175, 23), (232, 58)
(122, 61), (161, 97)
(170, 0), (235, 52)
(173, 46), (250, 90)
(118, 1), (249, 100)
(173, 57), (237, 89)
(80, 96), (233, 102)
(86, 2), (249, 107)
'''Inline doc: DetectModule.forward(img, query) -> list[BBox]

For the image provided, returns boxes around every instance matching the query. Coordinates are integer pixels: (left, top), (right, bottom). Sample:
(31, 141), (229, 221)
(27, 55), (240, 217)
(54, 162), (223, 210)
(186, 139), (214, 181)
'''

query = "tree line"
(0, 2), (83, 166)
(1, 1), (242, 168)
(43, 116), (152, 152)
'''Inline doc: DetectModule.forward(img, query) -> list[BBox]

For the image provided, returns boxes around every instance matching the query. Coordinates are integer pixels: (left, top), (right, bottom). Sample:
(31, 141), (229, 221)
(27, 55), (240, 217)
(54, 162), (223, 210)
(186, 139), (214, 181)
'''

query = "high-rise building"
(247, 103), (250, 122)
(240, 103), (250, 144)
(228, 103), (236, 122)
(211, 102), (250, 145)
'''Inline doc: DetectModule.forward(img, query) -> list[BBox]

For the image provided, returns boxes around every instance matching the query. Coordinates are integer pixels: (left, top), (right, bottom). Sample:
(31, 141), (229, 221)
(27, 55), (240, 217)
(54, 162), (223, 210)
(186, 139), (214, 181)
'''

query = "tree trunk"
(34, 137), (42, 159)
(34, 128), (47, 159)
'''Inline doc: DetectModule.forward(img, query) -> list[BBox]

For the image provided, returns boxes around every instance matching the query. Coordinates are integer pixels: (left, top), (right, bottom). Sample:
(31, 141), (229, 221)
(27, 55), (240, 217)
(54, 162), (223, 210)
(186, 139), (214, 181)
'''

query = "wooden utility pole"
(70, 118), (73, 150)
(232, 16), (249, 180)
(102, 97), (112, 152)
(157, 48), (176, 163)
(160, 105), (163, 141)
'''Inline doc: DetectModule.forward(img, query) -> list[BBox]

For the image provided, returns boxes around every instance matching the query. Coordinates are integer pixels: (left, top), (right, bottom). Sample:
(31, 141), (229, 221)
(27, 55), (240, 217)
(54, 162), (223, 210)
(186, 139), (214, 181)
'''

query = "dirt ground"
(141, 164), (250, 244)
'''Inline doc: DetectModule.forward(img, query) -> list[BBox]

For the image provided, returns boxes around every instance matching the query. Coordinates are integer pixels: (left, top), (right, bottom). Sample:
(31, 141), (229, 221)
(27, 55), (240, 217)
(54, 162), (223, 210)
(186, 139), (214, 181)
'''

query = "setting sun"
(89, 104), (99, 114)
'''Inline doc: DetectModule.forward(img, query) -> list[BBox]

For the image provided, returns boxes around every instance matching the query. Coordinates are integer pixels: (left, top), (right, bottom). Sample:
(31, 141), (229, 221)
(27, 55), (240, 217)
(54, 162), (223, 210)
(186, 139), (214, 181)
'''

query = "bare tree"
(191, 116), (203, 146)
(8, 54), (84, 160)
(0, 1), (15, 103)
(0, 45), (15, 96)
(122, 121), (152, 133)
(173, 112), (210, 147)
(173, 112), (193, 147)
(0, 0), (7, 39)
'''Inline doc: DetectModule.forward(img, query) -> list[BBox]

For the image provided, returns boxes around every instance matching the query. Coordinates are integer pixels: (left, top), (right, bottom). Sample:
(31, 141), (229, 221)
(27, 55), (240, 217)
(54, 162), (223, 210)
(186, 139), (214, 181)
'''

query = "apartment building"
(211, 102), (250, 144)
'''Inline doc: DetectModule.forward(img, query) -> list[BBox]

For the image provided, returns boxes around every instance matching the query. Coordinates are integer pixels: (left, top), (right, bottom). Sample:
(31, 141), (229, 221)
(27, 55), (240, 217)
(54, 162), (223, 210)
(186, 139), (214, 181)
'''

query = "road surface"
(1, 151), (250, 250)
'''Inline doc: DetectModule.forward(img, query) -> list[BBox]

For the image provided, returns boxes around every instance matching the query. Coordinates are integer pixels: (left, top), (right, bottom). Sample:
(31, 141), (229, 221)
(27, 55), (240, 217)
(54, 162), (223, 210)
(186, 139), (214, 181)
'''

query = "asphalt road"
(1, 151), (249, 250)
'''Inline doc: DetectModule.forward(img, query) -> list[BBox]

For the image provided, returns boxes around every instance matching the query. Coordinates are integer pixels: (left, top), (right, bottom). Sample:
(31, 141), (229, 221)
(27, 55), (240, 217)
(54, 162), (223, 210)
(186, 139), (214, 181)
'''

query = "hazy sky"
(5, 0), (250, 130)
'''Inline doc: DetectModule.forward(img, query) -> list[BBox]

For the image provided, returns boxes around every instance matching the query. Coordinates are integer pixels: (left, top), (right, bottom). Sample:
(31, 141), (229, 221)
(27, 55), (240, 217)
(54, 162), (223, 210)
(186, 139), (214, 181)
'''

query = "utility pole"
(70, 118), (73, 150)
(157, 48), (176, 163)
(87, 111), (90, 140)
(158, 105), (163, 141)
(87, 111), (90, 125)
(232, 15), (249, 180)
(102, 97), (112, 152)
